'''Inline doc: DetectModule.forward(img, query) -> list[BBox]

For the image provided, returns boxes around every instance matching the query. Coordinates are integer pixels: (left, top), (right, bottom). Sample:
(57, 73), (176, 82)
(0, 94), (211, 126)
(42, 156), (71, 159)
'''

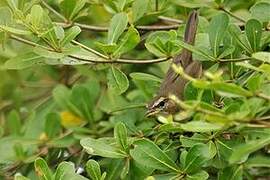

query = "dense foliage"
(0, 0), (270, 179)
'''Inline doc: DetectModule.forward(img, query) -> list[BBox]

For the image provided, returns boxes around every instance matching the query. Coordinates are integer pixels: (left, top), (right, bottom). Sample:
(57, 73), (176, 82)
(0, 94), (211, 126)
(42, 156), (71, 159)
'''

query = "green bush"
(0, 0), (270, 179)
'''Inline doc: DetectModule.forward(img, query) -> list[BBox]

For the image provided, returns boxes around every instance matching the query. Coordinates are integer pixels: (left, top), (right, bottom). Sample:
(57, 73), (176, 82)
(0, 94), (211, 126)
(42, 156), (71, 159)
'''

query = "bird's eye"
(158, 101), (165, 108)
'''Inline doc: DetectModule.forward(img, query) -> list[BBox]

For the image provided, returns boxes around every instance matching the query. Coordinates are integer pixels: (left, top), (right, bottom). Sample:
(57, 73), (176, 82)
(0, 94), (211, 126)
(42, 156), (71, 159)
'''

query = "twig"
(56, 22), (180, 32)
(43, 0), (181, 32)
(10, 34), (171, 64)
(218, 57), (252, 63)
(69, 54), (171, 64)
(10, 35), (52, 51)
(71, 40), (108, 59)
(256, 93), (270, 101)
(220, 7), (246, 23)
(41, 0), (68, 22)
(158, 16), (183, 24)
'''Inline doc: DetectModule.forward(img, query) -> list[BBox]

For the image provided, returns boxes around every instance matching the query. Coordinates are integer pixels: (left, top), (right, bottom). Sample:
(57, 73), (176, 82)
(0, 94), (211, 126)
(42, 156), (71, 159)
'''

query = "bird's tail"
(175, 10), (199, 67)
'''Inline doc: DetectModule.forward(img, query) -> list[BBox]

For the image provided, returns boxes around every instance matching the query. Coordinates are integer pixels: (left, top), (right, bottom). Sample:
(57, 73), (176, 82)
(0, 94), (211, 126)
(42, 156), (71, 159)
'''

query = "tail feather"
(174, 10), (199, 67)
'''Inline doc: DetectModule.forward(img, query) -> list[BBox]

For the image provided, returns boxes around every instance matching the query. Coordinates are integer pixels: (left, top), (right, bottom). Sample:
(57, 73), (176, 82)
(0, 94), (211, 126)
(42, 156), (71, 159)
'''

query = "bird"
(146, 10), (202, 117)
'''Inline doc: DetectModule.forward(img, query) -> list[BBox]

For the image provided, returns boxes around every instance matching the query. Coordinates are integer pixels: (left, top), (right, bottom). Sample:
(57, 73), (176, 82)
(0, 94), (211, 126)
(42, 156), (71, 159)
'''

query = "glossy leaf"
(130, 72), (162, 83)
(4, 52), (44, 69)
(52, 85), (83, 117)
(184, 143), (211, 174)
(108, 12), (128, 44)
(86, 160), (102, 180)
(80, 138), (127, 158)
(7, 110), (21, 136)
(245, 19), (262, 52)
(208, 13), (229, 57)
(44, 113), (61, 139)
(0, 25), (32, 35)
(60, 26), (81, 46)
(252, 52), (270, 63)
(250, 2), (270, 22)
(113, 26), (140, 57)
(132, 0), (149, 23)
(181, 121), (223, 132)
(218, 166), (243, 180)
(130, 139), (180, 172)
(34, 158), (53, 180)
(177, 40), (216, 61)
(114, 122), (129, 151)
(60, 0), (87, 20)
(54, 162), (75, 180)
(107, 66), (129, 95)
(229, 137), (270, 164)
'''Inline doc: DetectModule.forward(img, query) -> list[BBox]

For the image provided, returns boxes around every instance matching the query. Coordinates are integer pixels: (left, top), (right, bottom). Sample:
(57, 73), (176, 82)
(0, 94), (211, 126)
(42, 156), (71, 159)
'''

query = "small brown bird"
(146, 10), (202, 117)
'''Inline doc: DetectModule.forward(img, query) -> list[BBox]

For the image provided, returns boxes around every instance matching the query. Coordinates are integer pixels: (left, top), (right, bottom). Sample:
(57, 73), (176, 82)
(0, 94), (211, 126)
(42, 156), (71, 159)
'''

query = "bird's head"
(145, 96), (178, 117)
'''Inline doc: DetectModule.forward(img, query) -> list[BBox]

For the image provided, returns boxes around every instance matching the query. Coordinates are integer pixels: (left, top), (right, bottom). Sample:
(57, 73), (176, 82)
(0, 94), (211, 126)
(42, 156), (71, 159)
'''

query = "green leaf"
(172, 0), (213, 8)
(60, 26), (81, 47)
(145, 31), (180, 57)
(0, 7), (12, 25)
(14, 174), (31, 180)
(184, 143), (211, 174)
(228, 24), (253, 54)
(130, 139), (180, 172)
(54, 162), (75, 180)
(247, 74), (262, 92)
(177, 40), (216, 61)
(86, 160), (102, 180)
(113, 26), (140, 57)
(208, 13), (229, 57)
(130, 72), (162, 83)
(245, 155), (270, 168)
(45, 113), (61, 139)
(218, 45), (235, 59)
(7, 110), (21, 136)
(187, 170), (209, 180)
(107, 66), (129, 95)
(33, 47), (65, 59)
(80, 138), (127, 158)
(52, 85), (83, 117)
(245, 19), (262, 52)
(132, 0), (149, 23)
(34, 158), (53, 180)
(250, 2), (270, 22)
(218, 166), (243, 180)
(229, 137), (270, 164)
(60, 0), (87, 21)
(0, 25), (32, 35)
(70, 85), (93, 121)
(180, 134), (208, 148)
(108, 12), (128, 44)
(194, 81), (253, 97)
(30, 5), (43, 29)
(4, 52), (44, 69)
(95, 42), (117, 55)
(252, 51), (270, 63)
(181, 121), (223, 132)
(114, 122), (129, 151)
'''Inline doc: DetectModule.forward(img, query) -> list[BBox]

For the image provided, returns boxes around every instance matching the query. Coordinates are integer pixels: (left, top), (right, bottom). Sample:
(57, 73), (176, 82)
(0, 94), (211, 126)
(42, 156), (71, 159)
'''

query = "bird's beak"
(145, 109), (158, 117)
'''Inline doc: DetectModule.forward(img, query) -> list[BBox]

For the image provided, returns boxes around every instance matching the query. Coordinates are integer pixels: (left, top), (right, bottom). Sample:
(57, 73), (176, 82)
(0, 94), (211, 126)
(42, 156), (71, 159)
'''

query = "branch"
(218, 57), (252, 63)
(42, 0), (181, 32)
(41, 0), (67, 22)
(256, 93), (270, 101)
(10, 35), (53, 51)
(69, 54), (171, 64)
(55, 22), (180, 32)
(220, 7), (246, 23)
(158, 16), (183, 24)
(10, 34), (171, 64)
